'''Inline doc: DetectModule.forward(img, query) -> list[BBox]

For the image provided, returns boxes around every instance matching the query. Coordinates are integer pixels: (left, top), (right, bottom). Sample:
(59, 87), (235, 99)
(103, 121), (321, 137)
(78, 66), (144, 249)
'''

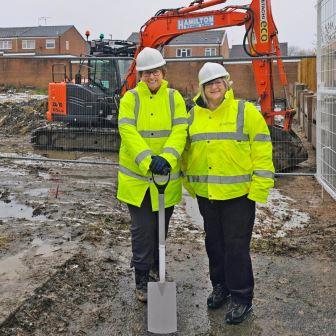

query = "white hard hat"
(136, 47), (166, 71)
(198, 62), (230, 85)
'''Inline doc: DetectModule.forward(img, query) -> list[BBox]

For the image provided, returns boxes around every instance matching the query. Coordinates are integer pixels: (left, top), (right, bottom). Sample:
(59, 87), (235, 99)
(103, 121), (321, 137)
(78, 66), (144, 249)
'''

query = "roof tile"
(0, 25), (74, 38)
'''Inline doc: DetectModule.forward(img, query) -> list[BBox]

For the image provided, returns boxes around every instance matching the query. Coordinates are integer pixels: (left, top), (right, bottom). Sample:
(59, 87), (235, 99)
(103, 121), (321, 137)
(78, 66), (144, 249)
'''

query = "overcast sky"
(0, 0), (317, 50)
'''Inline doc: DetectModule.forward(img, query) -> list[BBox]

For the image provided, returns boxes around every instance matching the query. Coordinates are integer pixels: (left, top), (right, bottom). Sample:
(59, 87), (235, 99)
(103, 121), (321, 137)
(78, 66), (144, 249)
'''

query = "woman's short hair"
(200, 77), (232, 107)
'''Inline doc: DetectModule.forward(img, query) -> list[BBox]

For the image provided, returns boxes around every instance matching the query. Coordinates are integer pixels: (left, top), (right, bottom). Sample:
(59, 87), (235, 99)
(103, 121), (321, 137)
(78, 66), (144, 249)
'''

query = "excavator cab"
(86, 57), (133, 96)
(88, 59), (118, 96)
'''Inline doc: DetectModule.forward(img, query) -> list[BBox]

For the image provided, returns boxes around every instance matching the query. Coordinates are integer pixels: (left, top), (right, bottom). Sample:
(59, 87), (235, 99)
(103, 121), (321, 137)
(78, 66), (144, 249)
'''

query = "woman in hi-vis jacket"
(183, 62), (274, 324)
(117, 47), (188, 302)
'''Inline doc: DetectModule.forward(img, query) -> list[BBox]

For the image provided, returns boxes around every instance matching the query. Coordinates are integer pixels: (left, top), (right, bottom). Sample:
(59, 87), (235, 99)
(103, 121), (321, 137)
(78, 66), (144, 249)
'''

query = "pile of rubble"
(0, 99), (48, 135)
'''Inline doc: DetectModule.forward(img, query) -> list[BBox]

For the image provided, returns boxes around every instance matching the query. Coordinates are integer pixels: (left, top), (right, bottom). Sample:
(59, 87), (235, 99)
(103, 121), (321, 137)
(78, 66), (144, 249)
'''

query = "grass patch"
(0, 235), (10, 249)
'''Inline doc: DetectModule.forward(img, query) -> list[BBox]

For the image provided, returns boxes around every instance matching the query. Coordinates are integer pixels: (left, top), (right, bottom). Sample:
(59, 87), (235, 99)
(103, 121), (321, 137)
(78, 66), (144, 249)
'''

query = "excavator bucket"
(270, 125), (308, 172)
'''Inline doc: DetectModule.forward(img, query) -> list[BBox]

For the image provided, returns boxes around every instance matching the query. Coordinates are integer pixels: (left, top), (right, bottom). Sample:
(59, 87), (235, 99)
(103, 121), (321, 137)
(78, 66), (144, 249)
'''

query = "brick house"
(127, 30), (229, 58)
(229, 43), (288, 58)
(0, 25), (88, 56)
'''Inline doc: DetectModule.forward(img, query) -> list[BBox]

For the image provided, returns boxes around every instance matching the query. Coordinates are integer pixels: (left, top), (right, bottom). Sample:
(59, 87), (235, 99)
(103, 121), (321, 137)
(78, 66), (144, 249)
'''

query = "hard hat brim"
(200, 73), (229, 86)
(136, 60), (166, 71)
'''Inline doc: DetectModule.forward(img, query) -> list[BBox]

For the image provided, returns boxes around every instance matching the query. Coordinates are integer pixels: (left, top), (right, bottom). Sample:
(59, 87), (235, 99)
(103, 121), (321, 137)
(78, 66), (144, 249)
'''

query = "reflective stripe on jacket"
(182, 89), (274, 204)
(117, 79), (188, 211)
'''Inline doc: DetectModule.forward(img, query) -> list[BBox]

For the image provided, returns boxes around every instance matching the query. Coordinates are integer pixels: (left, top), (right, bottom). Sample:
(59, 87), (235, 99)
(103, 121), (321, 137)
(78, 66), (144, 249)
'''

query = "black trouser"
(127, 189), (174, 271)
(197, 194), (255, 305)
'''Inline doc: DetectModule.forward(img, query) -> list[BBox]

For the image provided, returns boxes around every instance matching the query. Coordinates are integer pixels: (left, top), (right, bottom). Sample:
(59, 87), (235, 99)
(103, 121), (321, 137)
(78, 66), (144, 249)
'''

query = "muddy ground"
(0, 98), (335, 336)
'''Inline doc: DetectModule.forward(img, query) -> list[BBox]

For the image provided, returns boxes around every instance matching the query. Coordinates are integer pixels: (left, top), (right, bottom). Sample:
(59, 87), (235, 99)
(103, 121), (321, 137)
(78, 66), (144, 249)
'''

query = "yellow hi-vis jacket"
(182, 89), (274, 204)
(117, 79), (188, 211)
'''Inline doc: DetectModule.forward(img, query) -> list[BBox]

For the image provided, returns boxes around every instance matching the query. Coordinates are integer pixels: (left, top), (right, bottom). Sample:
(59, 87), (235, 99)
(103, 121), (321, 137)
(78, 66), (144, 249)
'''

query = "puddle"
(0, 199), (46, 221)
(0, 238), (63, 281)
(31, 238), (60, 257)
(0, 251), (27, 280)
(183, 193), (203, 227)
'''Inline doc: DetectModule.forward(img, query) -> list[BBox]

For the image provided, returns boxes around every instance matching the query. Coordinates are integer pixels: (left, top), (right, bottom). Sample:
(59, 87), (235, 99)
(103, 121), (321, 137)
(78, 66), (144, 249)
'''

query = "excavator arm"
(123, 0), (294, 131)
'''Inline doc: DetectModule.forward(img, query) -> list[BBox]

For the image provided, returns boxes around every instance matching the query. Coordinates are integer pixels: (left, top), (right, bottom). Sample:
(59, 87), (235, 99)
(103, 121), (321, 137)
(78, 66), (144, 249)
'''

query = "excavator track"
(31, 126), (120, 152)
(31, 125), (308, 172)
(270, 125), (308, 172)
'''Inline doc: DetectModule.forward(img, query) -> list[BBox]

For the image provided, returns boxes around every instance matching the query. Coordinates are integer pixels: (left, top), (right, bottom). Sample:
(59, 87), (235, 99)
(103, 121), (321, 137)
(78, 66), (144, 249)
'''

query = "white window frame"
(205, 48), (217, 56)
(0, 40), (12, 50)
(65, 41), (70, 50)
(46, 39), (55, 49)
(22, 40), (35, 49)
(176, 48), (191, 57)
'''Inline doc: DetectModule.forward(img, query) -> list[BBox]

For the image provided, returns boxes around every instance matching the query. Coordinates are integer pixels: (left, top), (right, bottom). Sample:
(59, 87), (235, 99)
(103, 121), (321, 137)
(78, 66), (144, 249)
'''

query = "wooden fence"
(297, 57), (317, 92)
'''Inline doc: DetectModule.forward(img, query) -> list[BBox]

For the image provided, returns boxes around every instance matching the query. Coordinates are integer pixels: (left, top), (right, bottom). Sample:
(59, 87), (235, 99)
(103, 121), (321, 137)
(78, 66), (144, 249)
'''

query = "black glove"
(150, 155), (170, 175)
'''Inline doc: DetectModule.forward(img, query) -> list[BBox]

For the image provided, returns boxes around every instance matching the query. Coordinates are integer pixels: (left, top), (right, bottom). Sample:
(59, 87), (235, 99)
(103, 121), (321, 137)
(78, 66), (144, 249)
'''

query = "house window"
(46, 39), (55, 49)
(66, 41), (70, 50)
(22, 40), (35, 49)
(176, 48), (191, 57)
(205, 48), (217, 56)
(0, 40), (12, 50)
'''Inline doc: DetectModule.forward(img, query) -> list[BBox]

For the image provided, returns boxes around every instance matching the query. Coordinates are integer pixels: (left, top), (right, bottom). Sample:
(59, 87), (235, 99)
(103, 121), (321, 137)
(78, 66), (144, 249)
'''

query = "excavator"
(31, 0), (308, 171)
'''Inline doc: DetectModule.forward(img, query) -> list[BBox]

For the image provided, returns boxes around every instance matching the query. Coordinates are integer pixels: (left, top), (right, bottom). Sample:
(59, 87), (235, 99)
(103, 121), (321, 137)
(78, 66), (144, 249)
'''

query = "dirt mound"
(0, 252), (121, 335)
(0, 99), (48, 135)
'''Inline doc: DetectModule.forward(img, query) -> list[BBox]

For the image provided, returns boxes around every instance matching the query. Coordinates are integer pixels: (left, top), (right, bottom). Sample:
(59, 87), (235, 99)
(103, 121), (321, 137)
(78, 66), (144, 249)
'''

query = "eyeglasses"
(142, 69), (162, 77)
(204, 79), (225, 88)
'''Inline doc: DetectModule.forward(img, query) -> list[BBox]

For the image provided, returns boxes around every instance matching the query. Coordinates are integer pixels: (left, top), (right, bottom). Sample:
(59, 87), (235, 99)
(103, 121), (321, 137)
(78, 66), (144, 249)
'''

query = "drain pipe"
(275, 172), (316, 177)
(0, 155), (118, 166)
(0, 155), (317, 176)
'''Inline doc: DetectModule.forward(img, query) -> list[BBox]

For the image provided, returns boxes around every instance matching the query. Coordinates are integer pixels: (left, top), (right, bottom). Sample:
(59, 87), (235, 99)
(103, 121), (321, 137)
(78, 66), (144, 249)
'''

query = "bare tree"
(288, 45), (316, 56)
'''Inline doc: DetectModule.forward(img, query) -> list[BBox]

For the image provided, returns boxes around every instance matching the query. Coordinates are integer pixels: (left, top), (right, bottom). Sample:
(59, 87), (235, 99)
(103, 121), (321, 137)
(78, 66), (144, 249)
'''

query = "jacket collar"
(137, 79), (168, 95)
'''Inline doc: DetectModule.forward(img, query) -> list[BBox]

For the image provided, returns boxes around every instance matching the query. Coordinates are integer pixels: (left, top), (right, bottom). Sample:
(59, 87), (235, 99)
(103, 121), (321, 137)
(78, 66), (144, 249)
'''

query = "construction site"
(0, 0), (335, 335)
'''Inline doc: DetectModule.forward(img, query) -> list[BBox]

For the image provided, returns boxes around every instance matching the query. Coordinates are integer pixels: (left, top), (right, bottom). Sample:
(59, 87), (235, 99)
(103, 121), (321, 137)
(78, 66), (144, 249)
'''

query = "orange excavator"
(31, 0), (308, 171)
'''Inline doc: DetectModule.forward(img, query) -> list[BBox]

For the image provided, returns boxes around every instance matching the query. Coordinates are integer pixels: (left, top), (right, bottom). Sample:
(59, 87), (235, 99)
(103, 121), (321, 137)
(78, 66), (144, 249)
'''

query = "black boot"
(225, 301), (253, 324)
(135, 269), (149, 302)
(207, 284), (230, 309)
